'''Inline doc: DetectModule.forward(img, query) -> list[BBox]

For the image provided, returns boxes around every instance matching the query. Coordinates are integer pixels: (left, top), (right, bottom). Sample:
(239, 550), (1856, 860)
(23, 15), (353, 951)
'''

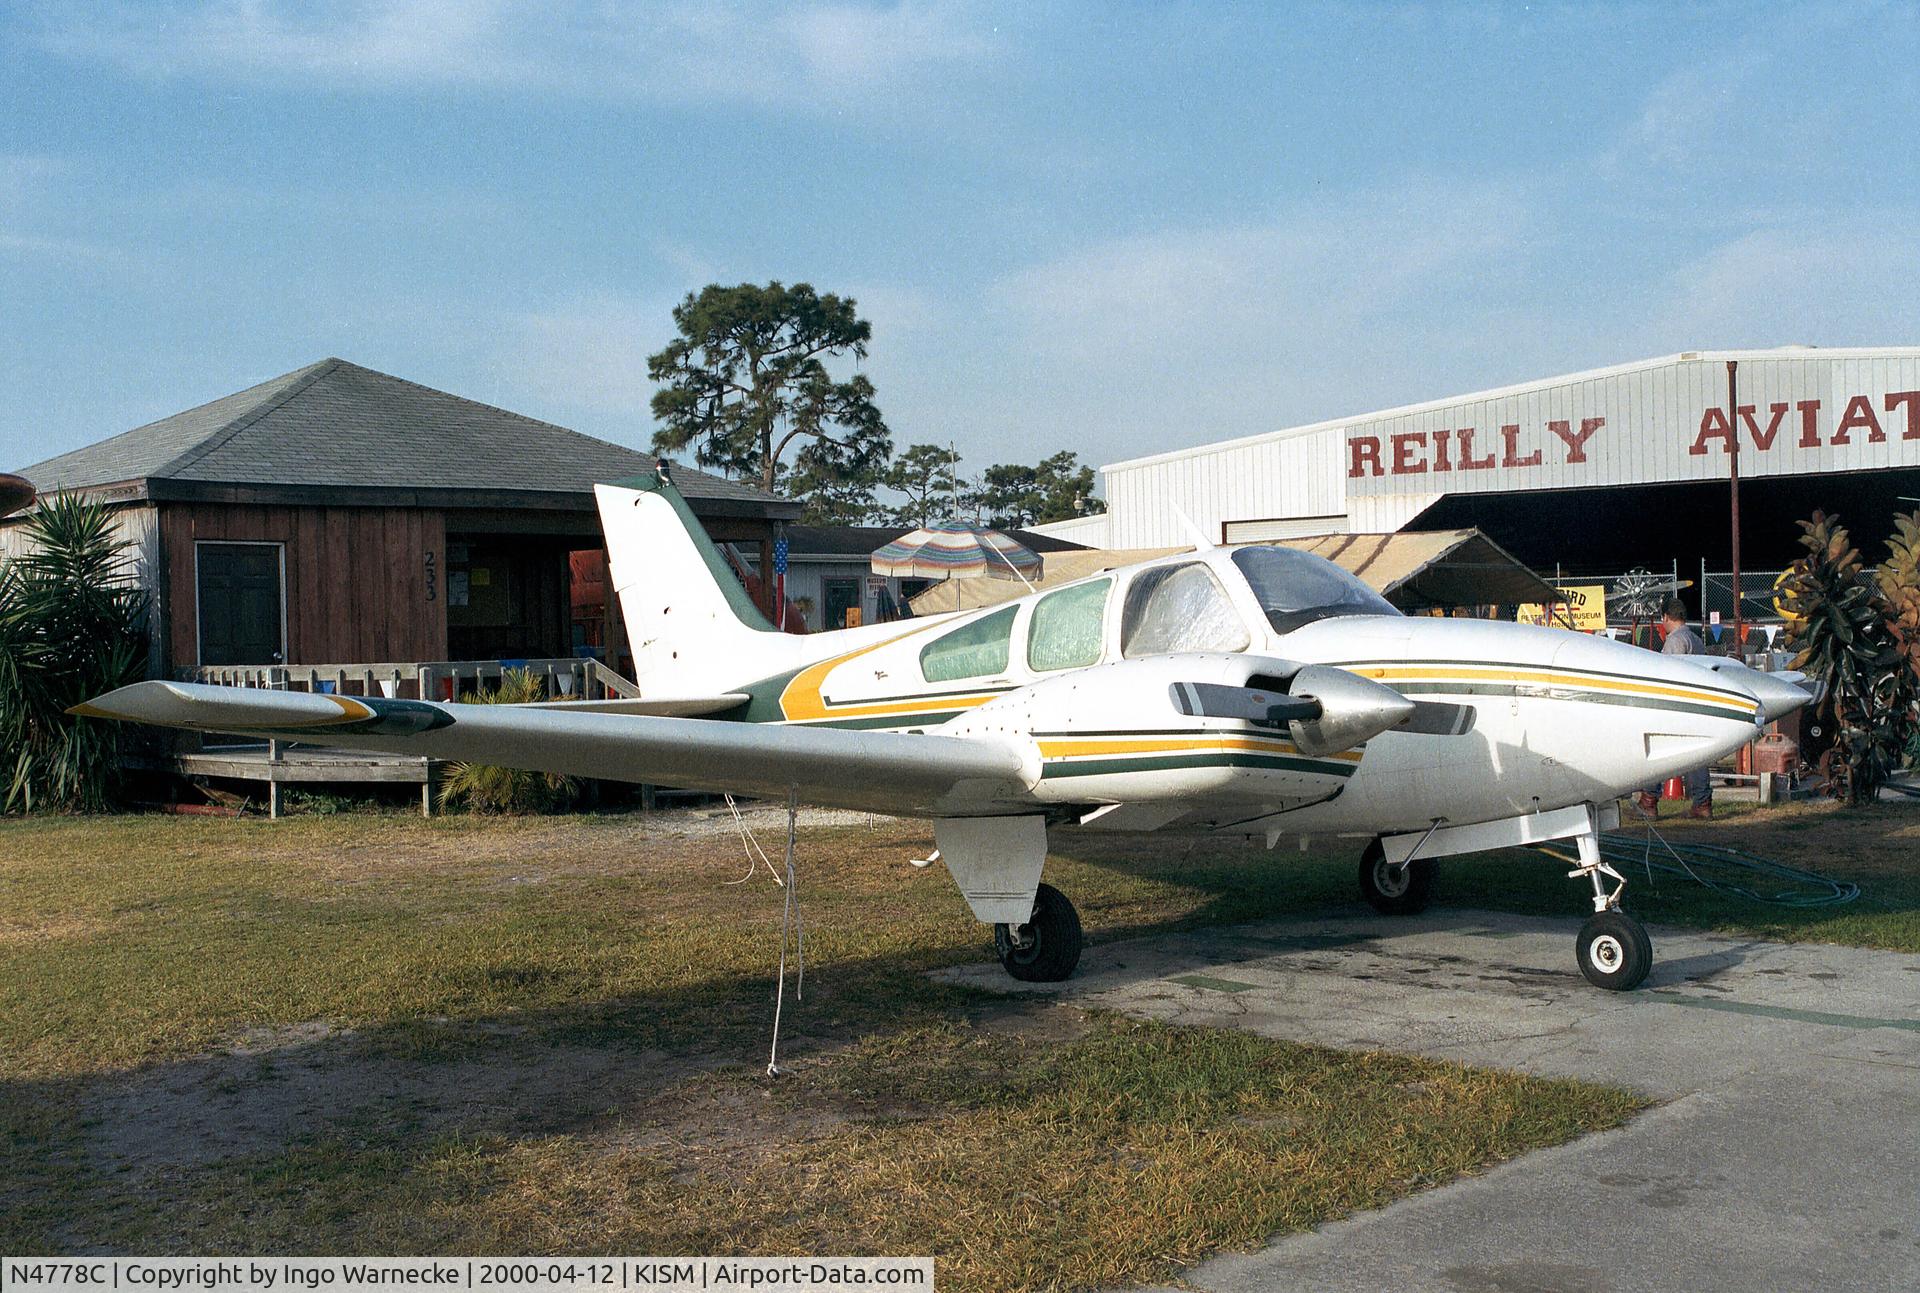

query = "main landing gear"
(1568, 829), (1651, 991)
(994, 883), (1083, 982)
(1357, 838), (1434, 915)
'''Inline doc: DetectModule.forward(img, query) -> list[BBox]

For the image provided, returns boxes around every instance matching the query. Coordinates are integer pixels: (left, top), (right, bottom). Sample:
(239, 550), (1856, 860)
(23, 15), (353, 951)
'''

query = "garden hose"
(1532, 830), (1860, 909)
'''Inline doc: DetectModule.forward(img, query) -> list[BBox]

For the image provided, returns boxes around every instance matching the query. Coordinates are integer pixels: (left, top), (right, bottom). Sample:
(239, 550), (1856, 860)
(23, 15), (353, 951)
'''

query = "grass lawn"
(5, 796), (1908, 1285)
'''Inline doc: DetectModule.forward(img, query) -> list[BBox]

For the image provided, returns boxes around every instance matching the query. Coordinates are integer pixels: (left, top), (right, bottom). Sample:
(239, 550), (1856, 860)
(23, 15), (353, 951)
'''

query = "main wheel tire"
(1358, 841), (1434, 915)
(994, 882), (1083, 982)
(1576, 910), (1653, 991)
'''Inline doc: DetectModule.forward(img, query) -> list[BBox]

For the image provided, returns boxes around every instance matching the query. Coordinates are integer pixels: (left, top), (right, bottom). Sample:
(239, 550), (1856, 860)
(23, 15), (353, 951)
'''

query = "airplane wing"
(74, 682), (1035, 817)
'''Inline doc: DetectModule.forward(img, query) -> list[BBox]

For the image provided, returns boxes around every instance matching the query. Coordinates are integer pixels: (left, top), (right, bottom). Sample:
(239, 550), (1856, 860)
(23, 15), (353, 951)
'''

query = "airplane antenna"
(988, 540), (1039, 591)
(1171, 504), (1216, 550)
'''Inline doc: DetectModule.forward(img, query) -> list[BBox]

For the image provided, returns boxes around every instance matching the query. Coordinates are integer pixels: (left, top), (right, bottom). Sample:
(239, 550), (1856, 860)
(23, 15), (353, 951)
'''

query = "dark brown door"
(198, 542), (284, 665)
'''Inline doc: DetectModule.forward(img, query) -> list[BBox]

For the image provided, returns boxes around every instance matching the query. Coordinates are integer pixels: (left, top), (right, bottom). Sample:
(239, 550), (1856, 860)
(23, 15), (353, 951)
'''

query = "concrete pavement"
(938, 910), (1920, 1292)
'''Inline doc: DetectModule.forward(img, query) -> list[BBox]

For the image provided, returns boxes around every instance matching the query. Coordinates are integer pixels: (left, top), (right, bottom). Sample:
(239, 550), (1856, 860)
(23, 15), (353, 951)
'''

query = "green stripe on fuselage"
(1041, 751), (1357, 779)
(1386, 680), (1754, 723)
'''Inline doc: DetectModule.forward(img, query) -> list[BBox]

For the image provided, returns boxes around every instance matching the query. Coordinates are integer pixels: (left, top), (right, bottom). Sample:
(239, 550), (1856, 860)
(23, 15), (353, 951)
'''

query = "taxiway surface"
(940, 910), (1920, 1293)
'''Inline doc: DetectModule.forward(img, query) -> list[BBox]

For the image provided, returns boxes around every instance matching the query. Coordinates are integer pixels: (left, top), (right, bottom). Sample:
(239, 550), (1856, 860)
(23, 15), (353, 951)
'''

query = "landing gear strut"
(1358, 838), (1434, 915)
(1567, 828), (1651, 990)
(994, 882), (1083, 982)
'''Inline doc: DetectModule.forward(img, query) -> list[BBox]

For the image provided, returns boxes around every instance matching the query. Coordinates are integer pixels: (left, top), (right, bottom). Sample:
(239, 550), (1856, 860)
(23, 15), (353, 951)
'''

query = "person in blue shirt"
(1630, 598), (1713, 820)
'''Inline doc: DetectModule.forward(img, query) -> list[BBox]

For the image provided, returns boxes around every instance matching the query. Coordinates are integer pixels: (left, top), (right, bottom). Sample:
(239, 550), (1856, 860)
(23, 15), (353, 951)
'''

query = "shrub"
(0, 493), (149, 813)
(436, 669), (578, 814)
(1778, 511), (1907, 804)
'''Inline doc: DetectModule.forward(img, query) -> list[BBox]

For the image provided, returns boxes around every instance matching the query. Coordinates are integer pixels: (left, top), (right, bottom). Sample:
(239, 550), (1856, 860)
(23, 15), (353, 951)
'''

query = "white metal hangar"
(1046, 347), (1920, 599)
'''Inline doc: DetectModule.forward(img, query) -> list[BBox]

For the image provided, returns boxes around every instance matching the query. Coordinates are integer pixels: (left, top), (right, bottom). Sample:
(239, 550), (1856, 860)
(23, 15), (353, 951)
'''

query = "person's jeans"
(1644, 766), (1711, 807)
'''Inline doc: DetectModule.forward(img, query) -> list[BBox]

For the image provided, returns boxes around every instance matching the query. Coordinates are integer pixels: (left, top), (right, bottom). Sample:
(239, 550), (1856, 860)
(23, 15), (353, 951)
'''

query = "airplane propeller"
(1172, 665), (1474, 756)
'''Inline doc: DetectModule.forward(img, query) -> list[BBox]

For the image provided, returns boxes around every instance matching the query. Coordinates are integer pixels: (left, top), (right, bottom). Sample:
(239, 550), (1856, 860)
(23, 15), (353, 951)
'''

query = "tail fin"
(596, 469), (795, 695)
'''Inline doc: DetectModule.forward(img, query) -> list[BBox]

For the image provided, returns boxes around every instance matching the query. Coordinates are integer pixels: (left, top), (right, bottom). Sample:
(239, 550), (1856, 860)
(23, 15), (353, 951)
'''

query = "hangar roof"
(1103, 346), (1920, 472)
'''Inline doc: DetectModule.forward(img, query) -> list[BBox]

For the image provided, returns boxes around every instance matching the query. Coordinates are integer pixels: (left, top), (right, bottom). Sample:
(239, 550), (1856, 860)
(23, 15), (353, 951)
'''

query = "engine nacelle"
(944, 653), (1404, 806)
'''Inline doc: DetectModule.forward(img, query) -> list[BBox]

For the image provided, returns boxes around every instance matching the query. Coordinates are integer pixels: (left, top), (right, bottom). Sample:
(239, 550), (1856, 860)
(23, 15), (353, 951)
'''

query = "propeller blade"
(1170, 681), (1319, 727)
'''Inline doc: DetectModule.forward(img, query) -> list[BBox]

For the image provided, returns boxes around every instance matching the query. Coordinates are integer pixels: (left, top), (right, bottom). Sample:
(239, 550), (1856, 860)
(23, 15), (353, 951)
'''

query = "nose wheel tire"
(1576, 910), (1652, 991)
(994, 882), (1083, 982)
(1358, 840), (1434, 915)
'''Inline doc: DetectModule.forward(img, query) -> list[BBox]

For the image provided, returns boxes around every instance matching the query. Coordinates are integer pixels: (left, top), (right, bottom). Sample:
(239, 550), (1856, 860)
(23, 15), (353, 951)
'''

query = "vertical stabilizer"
(596, 469), (797, 696)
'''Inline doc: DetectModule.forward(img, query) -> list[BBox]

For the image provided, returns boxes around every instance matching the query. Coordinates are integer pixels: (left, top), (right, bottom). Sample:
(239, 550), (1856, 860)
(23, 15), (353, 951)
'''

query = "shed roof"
(15, 358), (798, 519)
(785, 523), (1086, 559)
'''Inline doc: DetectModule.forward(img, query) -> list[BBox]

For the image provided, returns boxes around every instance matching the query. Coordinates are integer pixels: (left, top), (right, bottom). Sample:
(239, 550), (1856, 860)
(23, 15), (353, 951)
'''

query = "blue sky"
(3, 1), (1917, 481)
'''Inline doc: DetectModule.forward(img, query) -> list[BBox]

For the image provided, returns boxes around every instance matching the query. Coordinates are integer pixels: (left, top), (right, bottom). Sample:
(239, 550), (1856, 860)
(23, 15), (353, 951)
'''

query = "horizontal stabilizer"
(524, 694), (749, 717)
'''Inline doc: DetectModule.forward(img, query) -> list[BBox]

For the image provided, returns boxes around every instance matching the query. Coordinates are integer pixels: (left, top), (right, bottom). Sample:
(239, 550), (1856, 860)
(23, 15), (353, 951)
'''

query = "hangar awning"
(1276, 528), (1559, 610)
(907, 528), (1555, 615)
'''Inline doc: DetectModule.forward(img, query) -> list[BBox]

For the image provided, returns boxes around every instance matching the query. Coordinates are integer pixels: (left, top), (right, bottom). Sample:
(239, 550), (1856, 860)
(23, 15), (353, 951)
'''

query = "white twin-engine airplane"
(79, 465), (1812, 992)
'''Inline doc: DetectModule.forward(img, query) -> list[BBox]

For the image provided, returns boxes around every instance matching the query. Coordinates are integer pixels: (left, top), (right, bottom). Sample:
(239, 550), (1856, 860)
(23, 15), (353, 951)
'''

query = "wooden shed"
(5, 357), (798, 685)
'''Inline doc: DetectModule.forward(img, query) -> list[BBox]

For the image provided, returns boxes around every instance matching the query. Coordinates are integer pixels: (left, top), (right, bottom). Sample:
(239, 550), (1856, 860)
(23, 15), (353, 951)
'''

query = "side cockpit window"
(920, 605), (1017, 683)
(1121, 563), (1251, 657)
(1027, 578), (1111, 672)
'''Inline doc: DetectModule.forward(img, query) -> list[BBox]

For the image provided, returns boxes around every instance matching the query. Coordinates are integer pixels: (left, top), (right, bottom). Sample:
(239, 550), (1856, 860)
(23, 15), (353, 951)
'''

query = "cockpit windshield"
(1229, 545), (1401, 633)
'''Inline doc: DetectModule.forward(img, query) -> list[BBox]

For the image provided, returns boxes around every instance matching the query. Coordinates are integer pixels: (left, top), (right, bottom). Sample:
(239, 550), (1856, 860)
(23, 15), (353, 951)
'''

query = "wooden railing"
(190, 657), (641, 702)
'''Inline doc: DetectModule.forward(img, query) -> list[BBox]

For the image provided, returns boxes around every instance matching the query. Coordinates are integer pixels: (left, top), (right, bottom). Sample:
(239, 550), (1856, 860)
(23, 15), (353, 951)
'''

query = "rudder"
(595, 466), (791, 696)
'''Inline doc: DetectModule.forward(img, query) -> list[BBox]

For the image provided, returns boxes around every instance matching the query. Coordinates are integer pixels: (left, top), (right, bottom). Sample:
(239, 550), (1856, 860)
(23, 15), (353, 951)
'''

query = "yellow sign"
(1516, 584), (1607, 632)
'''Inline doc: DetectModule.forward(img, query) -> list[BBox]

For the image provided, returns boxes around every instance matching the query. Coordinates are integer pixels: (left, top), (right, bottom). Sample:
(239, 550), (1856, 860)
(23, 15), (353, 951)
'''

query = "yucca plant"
(437, 668), (578, 814)
(0, 493), (149, 813)
(1779, 511), (1905, 804)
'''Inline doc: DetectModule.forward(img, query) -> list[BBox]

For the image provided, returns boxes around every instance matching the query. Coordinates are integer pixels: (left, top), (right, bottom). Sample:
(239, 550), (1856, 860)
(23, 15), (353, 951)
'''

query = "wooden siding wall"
(160, 503), (447, 672)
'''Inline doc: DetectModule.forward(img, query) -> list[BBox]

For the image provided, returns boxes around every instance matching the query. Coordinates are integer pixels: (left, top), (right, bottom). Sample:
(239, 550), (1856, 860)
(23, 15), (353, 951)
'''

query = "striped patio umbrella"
(0, 473), (34, 519)
(871, 524), (1042, 582)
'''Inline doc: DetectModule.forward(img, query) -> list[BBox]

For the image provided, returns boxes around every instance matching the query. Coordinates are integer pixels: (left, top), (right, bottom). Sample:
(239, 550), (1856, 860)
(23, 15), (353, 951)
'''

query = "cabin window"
(920, 605), (1017, 682)
(1027, 578), (1111, 672)
(1121, 563), (1250, 657)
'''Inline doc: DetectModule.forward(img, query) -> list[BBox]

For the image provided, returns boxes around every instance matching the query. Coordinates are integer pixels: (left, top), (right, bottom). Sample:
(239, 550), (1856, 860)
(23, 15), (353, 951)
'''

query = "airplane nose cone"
(1736, 669), (1817, 723)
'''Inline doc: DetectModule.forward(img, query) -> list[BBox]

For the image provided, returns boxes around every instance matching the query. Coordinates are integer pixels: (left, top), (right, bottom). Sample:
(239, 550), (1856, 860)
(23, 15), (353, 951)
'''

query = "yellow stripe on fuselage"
(776, 624), (942, 722)
(774, 649), (1758, 728)
(1352, 664), (1757, 713)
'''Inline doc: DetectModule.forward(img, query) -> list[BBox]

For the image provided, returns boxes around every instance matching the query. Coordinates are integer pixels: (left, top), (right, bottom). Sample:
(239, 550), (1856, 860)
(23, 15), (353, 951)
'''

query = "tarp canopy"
(907, 529), (1557, 615)
(1277, 529), (1559, 610)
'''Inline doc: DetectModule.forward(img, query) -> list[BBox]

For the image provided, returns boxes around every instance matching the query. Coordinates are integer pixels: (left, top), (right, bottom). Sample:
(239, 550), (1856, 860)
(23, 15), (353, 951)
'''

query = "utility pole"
(1727, 361), (1744, 656)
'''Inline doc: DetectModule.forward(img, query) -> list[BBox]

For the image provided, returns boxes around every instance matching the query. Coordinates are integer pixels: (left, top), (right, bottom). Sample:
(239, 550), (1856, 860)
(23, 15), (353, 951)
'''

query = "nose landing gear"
(1568, 827), (1651, 991)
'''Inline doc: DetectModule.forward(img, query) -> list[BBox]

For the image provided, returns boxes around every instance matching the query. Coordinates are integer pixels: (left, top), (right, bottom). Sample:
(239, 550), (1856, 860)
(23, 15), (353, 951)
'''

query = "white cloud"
(980, 180), (1545, 448)
(28, 0), (1001, 111)
(492, 293), (680, 417)
(0, 154), (114, 262)
(1640, 221), (1920, 351)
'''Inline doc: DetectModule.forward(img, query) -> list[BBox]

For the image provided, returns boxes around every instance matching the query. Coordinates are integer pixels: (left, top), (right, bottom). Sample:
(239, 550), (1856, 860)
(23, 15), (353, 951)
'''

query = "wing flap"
(75, 682), (1034, 817)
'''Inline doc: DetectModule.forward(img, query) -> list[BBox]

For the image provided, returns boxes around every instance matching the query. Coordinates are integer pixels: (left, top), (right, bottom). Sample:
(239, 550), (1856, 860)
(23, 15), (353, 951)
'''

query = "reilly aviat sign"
(1345, 386), (1920, 494)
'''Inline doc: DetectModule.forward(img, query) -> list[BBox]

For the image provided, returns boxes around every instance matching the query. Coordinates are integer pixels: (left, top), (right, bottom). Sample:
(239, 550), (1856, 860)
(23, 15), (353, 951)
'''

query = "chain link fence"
(1556, 567), (1790, 625)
